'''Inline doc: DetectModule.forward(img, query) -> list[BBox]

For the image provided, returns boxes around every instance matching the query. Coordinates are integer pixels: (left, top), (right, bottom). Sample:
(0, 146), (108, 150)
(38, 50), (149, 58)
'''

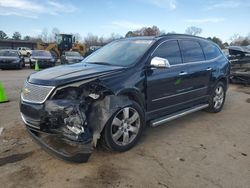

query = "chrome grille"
(21, 82), (55, 104)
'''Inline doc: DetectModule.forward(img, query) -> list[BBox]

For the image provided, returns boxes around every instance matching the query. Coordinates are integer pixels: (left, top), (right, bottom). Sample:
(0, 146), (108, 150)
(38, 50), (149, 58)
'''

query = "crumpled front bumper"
(27, 128), (92, 163)
(20, 100), (93, 163)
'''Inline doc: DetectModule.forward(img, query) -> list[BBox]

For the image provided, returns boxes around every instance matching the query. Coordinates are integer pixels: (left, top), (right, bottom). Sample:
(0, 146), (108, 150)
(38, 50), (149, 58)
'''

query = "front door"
(146, 40), (191, 119)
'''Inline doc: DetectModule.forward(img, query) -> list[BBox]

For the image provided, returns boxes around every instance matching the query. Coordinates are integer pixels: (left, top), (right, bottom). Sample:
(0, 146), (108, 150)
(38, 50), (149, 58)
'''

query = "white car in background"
(17, 47), (32, 57)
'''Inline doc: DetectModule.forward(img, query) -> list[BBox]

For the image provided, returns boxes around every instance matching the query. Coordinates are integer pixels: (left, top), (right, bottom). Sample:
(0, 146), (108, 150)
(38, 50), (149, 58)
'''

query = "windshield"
(32, 50), (52, 57)
(83, 39), (153, 66)
(65, 51), (81, 57)
(0, 50), (19, 57)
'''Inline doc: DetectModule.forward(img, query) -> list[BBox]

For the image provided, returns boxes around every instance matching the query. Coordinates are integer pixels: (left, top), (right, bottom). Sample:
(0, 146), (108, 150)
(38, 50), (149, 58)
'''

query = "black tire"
(102, 100), (145, 152)
(205, 82), (226, 113)
(17, 62), (22, 70)
(30, 62), (34, 69)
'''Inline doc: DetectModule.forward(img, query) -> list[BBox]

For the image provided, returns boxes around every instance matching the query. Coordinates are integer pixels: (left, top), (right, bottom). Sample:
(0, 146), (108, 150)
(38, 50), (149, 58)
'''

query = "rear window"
(152, 40), (182, 65)
(201, 42), (222, 60)
(179, 40), (205, 63)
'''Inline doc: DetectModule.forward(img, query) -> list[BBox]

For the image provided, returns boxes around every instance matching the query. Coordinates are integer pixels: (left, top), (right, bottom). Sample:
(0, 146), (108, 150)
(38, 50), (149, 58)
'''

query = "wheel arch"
(116, 88), (145, 109)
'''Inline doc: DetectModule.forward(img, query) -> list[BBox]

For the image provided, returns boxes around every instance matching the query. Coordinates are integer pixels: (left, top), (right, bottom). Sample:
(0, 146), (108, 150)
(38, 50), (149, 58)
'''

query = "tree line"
(0, 26), (249, 49)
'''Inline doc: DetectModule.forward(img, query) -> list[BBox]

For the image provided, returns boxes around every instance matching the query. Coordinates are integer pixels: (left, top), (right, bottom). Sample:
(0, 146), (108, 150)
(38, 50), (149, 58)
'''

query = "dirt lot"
(0, 68), (249, 188)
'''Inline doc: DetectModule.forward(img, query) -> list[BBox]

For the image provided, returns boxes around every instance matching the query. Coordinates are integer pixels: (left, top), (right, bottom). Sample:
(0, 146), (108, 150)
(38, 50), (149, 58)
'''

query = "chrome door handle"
(179, 71), (188, 76)
(206, 67), (212, 71)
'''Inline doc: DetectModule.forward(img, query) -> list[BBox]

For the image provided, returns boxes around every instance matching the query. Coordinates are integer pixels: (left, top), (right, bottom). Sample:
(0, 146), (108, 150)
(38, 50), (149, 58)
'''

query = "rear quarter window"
(201, 42), (222, 60)
(179, 40), (205, 63)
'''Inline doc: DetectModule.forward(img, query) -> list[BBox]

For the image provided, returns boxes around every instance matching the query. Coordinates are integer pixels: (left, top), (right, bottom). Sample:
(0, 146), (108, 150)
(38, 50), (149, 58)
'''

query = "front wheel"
(103, 101), (145, 152)
(206, 82), (226, 113)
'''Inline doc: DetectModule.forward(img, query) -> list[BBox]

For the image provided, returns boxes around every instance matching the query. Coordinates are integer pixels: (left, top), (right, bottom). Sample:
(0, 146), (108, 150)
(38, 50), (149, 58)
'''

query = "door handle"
(206, 67), (212, 71)
(179, 71), (188, 76)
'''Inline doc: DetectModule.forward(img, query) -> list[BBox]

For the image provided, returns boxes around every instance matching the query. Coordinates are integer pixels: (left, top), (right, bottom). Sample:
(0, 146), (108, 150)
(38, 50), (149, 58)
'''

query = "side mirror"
(150, 57), (171, 68)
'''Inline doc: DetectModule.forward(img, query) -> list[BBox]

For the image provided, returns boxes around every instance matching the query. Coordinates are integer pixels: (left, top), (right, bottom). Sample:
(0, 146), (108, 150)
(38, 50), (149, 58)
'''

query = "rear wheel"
(103, 101), (145, 152)
(206, 82), (226, 113)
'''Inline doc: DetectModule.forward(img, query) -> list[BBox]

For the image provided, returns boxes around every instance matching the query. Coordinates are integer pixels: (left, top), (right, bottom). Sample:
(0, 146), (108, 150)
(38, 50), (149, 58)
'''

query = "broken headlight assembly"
(44, 80), (105, 143)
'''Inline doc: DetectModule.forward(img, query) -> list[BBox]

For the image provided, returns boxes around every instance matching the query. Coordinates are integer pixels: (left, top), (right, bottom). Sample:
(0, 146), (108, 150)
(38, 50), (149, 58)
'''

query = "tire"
(205, 82), (226, 113)
(30, 62), (34, 69)
(17, 62), (22, 70)
(102, 100), (145, 152)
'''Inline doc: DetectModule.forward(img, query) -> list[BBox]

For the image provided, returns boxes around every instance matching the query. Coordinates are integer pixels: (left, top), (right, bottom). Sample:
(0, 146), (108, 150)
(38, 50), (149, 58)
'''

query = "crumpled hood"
(28, 62), (125, 86)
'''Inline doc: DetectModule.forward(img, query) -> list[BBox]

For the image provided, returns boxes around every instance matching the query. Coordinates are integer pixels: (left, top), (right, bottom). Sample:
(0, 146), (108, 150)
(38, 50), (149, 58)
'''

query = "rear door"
(178, 39), (211, 103)
(146, 40), (191, 118)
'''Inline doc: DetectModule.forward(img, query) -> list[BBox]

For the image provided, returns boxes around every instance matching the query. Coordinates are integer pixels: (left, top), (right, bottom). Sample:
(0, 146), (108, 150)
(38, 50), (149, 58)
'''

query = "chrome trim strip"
(21, 81), (55, 104)
(152, 86), (207, 102)
(151, 104), (209, 127)
(20, 113), (40, 129)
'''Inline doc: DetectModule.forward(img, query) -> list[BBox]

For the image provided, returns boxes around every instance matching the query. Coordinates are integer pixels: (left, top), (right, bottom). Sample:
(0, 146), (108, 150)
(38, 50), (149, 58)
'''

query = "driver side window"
(153, 40), (182, 65)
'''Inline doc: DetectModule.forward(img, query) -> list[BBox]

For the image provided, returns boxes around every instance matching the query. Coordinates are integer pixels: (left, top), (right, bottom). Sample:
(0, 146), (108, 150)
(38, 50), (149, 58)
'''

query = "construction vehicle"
(37, 34), (86, 59)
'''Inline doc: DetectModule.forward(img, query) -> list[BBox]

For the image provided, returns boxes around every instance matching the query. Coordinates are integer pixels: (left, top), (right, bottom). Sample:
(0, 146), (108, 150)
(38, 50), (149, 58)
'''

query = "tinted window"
(153, 40), (182, 65)
(179, 40), (205, 63)
(201, 42), (222, 60)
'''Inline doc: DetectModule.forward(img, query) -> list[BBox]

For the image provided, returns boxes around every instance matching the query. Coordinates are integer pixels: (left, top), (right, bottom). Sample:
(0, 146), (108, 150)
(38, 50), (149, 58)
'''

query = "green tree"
(23, 35), (31, 41)
(0, 30), (8, 39)
(12, 32), (22, 40)
(208, 37), (224, 49)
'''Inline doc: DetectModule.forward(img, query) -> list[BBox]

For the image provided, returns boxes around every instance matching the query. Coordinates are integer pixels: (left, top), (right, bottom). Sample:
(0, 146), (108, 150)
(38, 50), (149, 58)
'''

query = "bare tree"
(40, 28), (48, 43)
(50, 27), (60, 42)
(125, 26), (161, 37)
(84, 33), (99, 48)
(185, 26), (202, 36)
(74, 33), (82, 42)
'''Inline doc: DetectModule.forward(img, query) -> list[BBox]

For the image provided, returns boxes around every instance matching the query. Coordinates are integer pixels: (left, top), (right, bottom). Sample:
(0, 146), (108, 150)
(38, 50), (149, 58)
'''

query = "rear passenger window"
(153, 40), (182, 65)
(179, 40), (205, 63)
(201, 42), (222, 60)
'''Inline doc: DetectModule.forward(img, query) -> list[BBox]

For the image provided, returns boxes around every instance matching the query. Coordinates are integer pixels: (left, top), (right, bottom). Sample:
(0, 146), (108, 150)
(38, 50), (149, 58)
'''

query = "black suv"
(20, 34), (230, 162)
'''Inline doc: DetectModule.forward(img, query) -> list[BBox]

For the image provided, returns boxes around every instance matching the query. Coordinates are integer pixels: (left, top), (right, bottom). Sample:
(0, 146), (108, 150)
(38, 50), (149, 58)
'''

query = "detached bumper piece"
(27, 128), (92, 163)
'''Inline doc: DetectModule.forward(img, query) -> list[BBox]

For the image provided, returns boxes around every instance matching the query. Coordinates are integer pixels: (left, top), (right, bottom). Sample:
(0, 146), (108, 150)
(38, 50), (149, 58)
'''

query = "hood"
(0, 56), (19, 61)
(31, 56), (53, 60)
(66, 56), (84, 60)
(28, 62), (125, 86)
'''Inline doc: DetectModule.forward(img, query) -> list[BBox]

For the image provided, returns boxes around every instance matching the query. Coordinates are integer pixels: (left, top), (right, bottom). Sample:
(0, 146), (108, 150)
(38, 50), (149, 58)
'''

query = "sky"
(0, 0), (250, 42)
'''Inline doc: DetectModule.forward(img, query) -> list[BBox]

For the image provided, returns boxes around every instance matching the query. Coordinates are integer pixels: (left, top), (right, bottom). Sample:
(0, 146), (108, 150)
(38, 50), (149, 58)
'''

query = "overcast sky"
(0, 0), (250, 42)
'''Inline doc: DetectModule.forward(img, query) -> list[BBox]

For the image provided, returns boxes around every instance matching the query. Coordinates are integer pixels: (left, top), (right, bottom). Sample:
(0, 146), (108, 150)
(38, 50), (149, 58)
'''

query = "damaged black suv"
(20, 34), (230, 162)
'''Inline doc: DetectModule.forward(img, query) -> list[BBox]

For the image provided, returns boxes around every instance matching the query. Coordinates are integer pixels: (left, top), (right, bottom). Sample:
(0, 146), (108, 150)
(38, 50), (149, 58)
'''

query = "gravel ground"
(0, 68), (249, 188)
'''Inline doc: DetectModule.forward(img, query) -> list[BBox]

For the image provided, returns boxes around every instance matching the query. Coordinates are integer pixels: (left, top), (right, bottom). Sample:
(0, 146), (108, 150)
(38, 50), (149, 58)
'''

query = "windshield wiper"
(86, 62), (112, 66)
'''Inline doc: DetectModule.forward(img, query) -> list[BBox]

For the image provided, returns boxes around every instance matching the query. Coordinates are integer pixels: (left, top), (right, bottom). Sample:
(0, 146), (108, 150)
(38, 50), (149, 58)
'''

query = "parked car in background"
(29, 50), (56, 69)
(20, 34), (230, 163)
(17, 47), (32, 57)
(60, 51), (84, 64)
(0, 49), (25, 69)
(84, 46), (101, 57)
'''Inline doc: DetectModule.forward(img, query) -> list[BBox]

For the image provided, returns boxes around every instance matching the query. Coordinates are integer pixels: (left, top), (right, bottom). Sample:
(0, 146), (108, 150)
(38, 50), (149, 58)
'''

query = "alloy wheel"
(213, 86), (224, 109)
(111, 107), (141, 146)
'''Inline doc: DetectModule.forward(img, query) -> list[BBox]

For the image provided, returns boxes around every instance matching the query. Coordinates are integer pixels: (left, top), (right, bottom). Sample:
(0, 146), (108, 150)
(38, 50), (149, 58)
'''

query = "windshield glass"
(83, 39), (153, 66)
(32, 50), (52, 57)
(65, 51), (81, 57)
(0, 50), (19, 57)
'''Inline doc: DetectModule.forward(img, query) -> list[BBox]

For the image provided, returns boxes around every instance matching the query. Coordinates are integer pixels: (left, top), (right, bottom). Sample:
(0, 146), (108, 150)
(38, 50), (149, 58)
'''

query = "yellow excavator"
(37, 34), (86, 59)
